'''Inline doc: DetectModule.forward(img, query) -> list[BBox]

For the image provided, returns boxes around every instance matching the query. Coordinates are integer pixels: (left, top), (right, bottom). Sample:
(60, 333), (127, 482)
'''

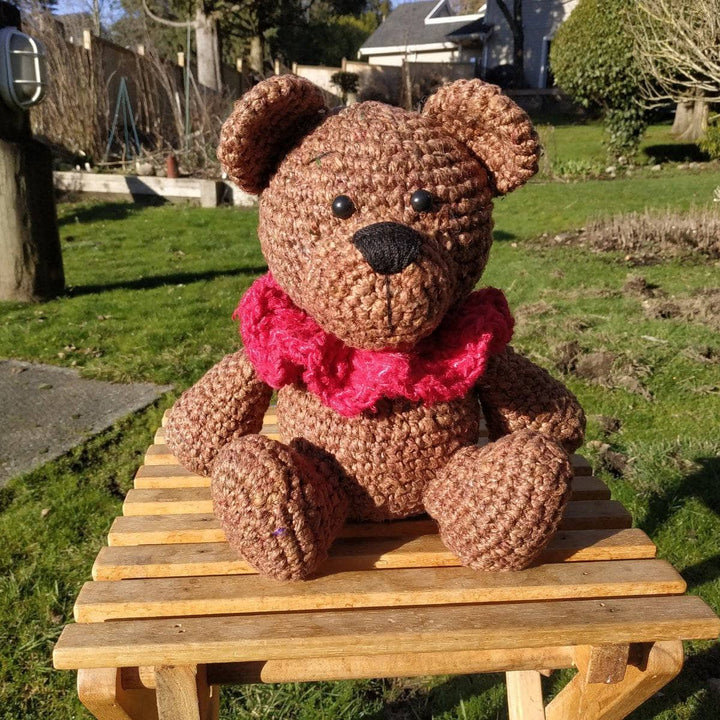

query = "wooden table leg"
(155, 665), (218, 720)
(506, 670), (546, 720)
(575, 644), (630, 685)
(78, 668), (158, 720)
(545, 641), (684, 720)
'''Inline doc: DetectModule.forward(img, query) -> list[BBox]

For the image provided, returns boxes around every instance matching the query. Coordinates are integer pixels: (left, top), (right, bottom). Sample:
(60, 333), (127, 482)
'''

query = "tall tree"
(142, 0), (222, 91)
(273, 1), (382, 68)
(227, 0), (379, 74)
(629, 0), (720, 142)
(135, 0), (378, 88)
(551, 0), (647, 161)
(492, 0), (524, 88)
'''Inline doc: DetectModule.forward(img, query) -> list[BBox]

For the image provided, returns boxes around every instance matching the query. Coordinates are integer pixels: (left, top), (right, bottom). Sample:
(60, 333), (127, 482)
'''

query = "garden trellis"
(105, 76), (141, 163)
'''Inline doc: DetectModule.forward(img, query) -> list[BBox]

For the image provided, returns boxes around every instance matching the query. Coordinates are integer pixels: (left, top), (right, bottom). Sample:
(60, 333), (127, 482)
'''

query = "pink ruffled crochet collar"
(235, 273), (513, 417)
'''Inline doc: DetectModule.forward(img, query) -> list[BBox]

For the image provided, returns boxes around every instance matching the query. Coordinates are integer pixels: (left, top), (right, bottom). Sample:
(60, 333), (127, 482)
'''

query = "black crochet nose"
(352, 222), (421, 275)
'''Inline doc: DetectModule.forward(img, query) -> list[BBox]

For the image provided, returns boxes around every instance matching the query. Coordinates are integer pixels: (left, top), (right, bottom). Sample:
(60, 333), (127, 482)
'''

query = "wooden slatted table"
(54, 409), (720, 720)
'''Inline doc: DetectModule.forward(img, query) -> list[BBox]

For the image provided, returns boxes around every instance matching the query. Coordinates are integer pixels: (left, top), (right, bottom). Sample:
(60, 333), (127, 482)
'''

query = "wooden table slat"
(124, 476), (611, 515)
(75, 559), (686, 623)
(54, 410), (720, 698)
(94, 528), (656, 580)
(53, 594), (720, 670)
(108, 500), (630, 547)
(134, 464), (210, 489)
(134, 464), (601, 495)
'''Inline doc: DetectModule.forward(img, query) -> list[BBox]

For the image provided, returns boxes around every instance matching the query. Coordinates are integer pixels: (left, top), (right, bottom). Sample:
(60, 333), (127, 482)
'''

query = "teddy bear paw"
(211, 435), (348, 580)
(424, 429), (572, 571)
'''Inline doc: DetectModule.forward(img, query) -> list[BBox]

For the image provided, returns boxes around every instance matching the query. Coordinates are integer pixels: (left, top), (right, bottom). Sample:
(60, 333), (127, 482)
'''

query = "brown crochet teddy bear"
(166, 75), (586, 580)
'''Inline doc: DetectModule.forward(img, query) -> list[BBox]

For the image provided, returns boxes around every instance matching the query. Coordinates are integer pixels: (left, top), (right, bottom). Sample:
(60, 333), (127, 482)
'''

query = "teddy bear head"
(218, 76), (538, 351)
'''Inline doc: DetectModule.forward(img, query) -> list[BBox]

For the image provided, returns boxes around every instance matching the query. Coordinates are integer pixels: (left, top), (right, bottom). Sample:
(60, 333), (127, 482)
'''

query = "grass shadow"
(686, 644), (720, 720)
(425, 673), (504, 717)
(681, 554), (720, 591)
(631, 643), (720, 720)
(66, 266), (268, 296)
(493, 230), (517, 243)
(57, 200), (153, 226)
(639, 455), (720, 587)
(365, 673), (504, 720)
(642, 144), (709, 164)
(641, 456), (720, 535)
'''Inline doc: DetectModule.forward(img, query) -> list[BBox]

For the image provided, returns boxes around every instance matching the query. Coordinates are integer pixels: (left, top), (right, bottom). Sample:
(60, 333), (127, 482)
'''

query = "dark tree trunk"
(512, 0), (524, 88)
(494, 0), (525, 88)
(0, 139), (65, 302)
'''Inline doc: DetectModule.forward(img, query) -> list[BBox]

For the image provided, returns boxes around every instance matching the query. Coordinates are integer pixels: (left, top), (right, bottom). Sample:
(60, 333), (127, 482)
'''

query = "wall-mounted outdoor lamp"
(0, 26), (47, 111)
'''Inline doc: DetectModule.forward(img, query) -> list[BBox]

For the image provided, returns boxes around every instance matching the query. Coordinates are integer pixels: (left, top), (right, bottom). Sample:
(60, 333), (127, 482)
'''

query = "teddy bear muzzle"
(352, 222), (421, 275)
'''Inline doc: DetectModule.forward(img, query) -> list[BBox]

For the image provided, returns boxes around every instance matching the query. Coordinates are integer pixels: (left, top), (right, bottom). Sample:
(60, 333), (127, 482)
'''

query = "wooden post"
(506, 670), (546, 720)
(154, 665), (217, 720)
(0, 1), (64, 302)
(401, 59), (413, 111)
(78, 667), (159, 720)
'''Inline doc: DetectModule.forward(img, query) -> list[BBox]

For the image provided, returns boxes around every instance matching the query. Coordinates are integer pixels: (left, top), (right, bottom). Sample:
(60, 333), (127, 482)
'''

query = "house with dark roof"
(359, 0), (579, 89)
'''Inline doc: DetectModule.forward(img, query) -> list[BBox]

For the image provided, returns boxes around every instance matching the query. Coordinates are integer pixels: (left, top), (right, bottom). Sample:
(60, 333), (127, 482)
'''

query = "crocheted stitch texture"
(162, 75), (586, 580)
(237, 273), (514, 417)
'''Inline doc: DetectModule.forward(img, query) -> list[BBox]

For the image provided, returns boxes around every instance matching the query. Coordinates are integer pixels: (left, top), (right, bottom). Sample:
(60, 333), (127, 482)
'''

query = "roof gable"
(360, 0), (488, 51)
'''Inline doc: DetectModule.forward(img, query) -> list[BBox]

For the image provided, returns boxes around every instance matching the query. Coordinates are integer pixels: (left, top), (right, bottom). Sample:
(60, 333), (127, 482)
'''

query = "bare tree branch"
(493, 0), (515, 31)
(630, 0), (720, 105)
(141, 0), (197, 29)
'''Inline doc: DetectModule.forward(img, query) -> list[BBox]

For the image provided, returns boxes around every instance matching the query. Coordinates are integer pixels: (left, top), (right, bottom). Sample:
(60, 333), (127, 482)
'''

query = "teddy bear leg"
(423, 429), (573, 571)
(211, 434), (349, 580)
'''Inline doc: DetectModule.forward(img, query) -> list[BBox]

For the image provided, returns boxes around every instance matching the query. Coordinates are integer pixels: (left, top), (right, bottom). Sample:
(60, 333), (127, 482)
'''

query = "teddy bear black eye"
(410, 189), (434, 213)
(332, 195), (355, 219)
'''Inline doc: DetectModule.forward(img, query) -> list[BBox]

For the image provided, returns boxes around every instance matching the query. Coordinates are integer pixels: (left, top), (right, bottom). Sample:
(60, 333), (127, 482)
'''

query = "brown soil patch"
(575, 351), (617, 380)
(585, 440), (631, 476)
(643, 288), (720, 332)
(539, 209), (720, 265)
(623, 274), (664, 298)
(551, 343), (652, 399)
(683, 346), (720, 365)
(591, 414), (623, 436)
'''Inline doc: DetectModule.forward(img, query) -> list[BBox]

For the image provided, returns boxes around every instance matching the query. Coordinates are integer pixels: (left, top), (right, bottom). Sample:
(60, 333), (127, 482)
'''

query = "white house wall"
(484, 0), (578, 88)
(368, 48), (460, 66)
(292, 64), (346, 95)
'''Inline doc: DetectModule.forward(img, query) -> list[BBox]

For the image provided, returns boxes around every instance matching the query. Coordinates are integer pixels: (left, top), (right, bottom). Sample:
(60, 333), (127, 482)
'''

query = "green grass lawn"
(537, 122), (712, 177)
(1, 166), (719, 718)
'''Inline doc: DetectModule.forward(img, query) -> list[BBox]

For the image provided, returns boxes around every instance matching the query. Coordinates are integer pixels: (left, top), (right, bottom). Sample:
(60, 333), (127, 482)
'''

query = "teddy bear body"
(165, 76), (586, 581)
(278, 387), (481, 521)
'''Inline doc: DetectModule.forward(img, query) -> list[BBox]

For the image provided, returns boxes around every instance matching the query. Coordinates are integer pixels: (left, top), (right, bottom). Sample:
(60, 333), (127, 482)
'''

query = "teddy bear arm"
(165, 349), (272, 476)
(477, 346), (586, 453)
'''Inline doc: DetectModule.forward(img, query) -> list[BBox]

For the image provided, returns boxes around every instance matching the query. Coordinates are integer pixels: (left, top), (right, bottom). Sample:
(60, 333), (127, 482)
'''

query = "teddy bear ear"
(422, 79), (539, 195)
(218, 75), (328, 194)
